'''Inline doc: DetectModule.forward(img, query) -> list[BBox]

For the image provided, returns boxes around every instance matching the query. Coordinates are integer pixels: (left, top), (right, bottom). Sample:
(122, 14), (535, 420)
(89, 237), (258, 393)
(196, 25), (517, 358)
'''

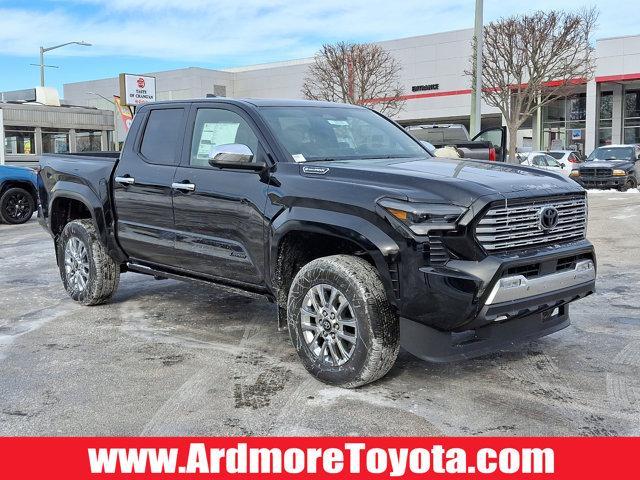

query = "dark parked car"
(38, 99), (596, 387)
(0, 165), (38, 224)
(570, 144), (639, 191)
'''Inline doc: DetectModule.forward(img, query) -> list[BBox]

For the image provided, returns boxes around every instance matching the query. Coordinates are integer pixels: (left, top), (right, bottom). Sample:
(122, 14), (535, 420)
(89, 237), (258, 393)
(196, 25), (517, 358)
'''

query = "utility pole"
(470, 0), (483, 136)
(37, 41), (92, 87)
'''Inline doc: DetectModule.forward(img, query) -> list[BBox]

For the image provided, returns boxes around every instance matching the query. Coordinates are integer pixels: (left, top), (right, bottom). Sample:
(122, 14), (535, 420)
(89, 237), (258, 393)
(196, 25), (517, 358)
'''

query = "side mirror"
(208, 144), (265, 170)
(560, 162), (566, 168)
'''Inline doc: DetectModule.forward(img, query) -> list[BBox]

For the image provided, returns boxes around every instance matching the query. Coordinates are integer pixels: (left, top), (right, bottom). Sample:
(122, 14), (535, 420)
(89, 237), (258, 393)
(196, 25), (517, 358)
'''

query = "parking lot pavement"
(0, 191), (639, 436)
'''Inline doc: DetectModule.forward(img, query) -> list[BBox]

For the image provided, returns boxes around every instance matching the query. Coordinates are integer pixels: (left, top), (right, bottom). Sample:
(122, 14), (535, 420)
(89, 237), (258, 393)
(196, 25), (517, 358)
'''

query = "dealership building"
(57, 29), (640, 156)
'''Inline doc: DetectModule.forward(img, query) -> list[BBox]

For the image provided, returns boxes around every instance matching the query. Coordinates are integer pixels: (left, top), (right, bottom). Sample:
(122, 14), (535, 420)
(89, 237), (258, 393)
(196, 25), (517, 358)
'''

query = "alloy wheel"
(64, 237), (90, 293)
(300, 284), (357, 366)
(3, 191), (31, 222)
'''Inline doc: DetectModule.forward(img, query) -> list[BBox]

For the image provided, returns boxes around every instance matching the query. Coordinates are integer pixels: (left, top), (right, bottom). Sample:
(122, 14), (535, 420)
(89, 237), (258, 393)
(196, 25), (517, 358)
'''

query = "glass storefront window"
(567, 94), (586, 121)
(624, 90), (640, 144)
(600, 92), (613, 120)
(544, 98), (565, 123)
(42, 129), (69, 154)
(542, 95), (587, 154)
(598, 128), (613, 146)
(625, 90), (640, 119)
(624, 118), (640, 144)
(4, 127), (35, 155)
(76, 130), (102, 152)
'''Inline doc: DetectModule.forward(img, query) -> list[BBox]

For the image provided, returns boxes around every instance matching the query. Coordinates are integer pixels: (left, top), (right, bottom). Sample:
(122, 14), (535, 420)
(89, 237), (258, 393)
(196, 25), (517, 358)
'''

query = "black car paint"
(38, 98), (595, 353)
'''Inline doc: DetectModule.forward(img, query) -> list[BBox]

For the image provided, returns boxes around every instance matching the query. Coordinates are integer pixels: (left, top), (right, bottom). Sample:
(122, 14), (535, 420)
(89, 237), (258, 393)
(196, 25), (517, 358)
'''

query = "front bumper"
(400, 240), (595, 330)
(397, 239), (596, 360)
(575, 175), (628, 189)
(400, 305), (572, 362)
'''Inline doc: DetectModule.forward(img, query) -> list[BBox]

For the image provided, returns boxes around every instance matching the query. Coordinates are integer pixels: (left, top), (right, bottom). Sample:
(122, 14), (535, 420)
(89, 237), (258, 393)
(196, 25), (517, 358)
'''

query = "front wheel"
(620, 176), (638, 192)
(57, 219), (120, 305)
(0, 187), (35, 224)
(287, 255), (399, 388)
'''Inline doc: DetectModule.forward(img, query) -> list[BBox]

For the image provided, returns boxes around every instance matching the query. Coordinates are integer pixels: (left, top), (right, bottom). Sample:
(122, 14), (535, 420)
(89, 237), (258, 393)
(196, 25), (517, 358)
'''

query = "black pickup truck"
(38, 99), (596, 387)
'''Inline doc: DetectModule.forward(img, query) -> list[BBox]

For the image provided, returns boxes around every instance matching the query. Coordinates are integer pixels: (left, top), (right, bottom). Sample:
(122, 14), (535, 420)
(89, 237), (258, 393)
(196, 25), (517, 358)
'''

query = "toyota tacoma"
(38, 99), (596, 387)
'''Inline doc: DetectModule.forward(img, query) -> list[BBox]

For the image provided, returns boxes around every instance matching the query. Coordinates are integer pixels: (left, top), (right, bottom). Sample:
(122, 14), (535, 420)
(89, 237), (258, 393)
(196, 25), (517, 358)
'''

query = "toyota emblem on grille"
(539, 206), (559, 231)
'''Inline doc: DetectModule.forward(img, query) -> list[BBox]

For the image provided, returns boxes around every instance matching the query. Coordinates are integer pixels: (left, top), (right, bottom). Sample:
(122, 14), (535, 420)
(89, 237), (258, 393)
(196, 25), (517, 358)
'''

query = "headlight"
(378, 198), (466, 235)
(612, 169), (626, 176)
(570, 170), (580, 177)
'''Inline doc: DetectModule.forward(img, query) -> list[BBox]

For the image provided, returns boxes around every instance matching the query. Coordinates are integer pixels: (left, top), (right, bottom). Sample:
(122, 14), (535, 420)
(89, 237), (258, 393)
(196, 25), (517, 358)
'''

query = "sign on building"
(119, 74), (156, 106)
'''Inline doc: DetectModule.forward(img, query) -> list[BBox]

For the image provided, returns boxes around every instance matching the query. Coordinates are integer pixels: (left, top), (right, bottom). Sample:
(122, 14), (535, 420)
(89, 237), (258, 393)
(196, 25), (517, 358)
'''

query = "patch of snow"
(587, 188), (639, 195)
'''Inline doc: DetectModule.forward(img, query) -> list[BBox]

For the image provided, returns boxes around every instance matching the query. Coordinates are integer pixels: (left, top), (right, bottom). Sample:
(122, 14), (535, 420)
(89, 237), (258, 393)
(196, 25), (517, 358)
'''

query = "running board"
(125, 262), (271, 299)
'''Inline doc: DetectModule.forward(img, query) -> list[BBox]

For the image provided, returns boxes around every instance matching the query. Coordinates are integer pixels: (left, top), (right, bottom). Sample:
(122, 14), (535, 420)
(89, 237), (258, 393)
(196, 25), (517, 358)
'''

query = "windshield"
(546, 152), (565, 160)
(259, 106), (427, 161)
(587, 147), (634, 161)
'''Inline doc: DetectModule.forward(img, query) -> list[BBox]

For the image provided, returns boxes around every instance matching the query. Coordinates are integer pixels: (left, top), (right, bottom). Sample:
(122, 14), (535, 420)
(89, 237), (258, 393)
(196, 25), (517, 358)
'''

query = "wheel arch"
(269, 207), (401, 310)
(0, 179), (37, 203)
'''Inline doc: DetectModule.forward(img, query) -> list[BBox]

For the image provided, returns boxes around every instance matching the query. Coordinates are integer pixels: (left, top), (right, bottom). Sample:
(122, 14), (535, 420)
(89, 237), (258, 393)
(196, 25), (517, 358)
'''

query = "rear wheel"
(287, 255), (399, 388)
(57, 219), (120, 305)
(0, 187), (35, 224)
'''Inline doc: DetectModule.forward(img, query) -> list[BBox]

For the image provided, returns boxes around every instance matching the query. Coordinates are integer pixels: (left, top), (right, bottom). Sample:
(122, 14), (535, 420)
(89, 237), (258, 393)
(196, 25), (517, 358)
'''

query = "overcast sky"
(0, 1), (633, 93)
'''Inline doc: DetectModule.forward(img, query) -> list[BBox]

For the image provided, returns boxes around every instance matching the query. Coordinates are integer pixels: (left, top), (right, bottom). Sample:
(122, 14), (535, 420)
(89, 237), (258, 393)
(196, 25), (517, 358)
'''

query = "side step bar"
(126, 262), (271, 298)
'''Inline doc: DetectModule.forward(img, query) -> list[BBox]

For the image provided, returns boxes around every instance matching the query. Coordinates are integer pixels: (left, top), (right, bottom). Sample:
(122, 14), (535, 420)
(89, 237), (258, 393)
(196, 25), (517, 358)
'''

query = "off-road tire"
(57, 219), (120, 305)
(287, 254), (400, 388)
(0, 187), (35, 224)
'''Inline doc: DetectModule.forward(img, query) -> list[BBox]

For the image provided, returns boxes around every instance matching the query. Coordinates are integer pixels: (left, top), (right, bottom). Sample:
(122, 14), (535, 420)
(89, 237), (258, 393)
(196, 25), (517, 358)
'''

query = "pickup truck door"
(471, 126), (507, 162)
(112, 105), (187, 266)
(171, 104), (269, 286)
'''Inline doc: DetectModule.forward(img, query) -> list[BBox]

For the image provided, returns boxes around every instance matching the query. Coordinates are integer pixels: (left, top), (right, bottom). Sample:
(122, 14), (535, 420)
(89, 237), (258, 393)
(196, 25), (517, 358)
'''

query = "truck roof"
(141, 98), (362, 109)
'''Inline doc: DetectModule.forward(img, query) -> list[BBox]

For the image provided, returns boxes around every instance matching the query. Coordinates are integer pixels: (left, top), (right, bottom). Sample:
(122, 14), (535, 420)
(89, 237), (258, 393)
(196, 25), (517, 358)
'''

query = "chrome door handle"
(115, 176), (135, 185)
(171, 182), (196, 192)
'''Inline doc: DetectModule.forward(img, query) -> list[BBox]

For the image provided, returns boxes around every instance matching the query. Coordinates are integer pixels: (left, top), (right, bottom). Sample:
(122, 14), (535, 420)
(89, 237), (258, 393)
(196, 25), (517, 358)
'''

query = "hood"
(579, 160), (634, 170)
(303, 157), (581, 207)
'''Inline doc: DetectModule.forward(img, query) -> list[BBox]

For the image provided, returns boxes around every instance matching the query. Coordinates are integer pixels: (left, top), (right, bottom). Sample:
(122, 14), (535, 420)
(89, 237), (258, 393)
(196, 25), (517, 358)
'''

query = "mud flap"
(277, 306), (287, 331)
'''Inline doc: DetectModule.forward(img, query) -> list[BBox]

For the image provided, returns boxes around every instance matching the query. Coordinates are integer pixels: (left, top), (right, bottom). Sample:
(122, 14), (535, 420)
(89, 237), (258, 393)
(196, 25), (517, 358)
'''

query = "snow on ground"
(586, 188), (639, 195)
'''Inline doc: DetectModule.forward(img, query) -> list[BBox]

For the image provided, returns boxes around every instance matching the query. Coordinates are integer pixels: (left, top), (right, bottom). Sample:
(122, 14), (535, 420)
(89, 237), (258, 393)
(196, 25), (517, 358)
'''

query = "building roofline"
(597, 33), (640, 42)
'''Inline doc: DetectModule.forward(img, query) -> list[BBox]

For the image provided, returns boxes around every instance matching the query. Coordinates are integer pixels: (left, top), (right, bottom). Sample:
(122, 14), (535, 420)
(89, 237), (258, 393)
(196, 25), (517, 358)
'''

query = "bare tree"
(467, 8), (598, 162)
(302, 42), (405, 116)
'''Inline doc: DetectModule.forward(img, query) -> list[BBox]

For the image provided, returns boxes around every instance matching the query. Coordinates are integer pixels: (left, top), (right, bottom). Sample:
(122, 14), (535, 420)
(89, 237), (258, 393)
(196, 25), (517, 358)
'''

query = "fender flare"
(48, 181), (116, 254)
(269, 206), (401, 305)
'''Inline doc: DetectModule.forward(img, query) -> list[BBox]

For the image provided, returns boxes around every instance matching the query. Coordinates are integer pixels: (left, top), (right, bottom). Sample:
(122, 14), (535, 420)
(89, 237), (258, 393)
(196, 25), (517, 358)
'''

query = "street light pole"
(38, 41), (92, 87)
(470, 0), (483, 136)
(39, 47), (45, 88)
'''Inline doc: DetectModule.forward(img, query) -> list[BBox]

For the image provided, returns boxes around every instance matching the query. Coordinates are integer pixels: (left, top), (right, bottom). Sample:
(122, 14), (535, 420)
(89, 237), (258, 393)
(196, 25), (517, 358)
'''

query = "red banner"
(0, 437), (637, 478)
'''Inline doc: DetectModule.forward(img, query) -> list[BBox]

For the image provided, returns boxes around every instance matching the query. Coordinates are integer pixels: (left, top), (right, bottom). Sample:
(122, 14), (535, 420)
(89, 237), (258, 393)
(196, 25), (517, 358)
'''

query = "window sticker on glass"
(196, 122), (240, 160)
(292, 154), (307, 163)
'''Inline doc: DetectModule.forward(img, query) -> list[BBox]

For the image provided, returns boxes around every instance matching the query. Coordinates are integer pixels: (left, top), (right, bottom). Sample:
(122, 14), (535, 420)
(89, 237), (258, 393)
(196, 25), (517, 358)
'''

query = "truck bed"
(38, 152), (120, 231)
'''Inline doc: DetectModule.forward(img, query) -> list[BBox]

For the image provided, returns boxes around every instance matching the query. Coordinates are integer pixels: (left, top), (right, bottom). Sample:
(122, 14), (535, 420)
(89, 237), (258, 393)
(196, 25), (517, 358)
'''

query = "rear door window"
(139, 108), (185, 165)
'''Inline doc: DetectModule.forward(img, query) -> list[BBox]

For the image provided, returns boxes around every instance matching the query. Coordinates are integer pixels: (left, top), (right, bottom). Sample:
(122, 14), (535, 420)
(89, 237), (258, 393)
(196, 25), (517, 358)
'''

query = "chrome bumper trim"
(485, 260), (595, 305)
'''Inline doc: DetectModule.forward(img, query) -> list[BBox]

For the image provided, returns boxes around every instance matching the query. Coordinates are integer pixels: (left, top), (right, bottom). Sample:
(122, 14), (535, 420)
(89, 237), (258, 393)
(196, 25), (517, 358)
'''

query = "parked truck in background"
(570, 144), (639, 191)
(405, 123), (506, 161)
(38, 99), (596, 387)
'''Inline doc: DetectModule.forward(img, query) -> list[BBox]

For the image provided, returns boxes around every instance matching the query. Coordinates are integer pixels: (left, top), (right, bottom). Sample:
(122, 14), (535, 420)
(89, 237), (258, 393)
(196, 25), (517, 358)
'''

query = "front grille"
(581, 167), (612, 177)
(475, 195), (587, 252)
(428, 235), (449, 265)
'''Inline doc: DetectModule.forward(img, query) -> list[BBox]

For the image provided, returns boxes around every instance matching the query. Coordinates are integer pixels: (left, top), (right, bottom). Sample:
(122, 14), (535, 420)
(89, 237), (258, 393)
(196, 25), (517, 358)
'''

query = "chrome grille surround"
(475, 195), (587, 252)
